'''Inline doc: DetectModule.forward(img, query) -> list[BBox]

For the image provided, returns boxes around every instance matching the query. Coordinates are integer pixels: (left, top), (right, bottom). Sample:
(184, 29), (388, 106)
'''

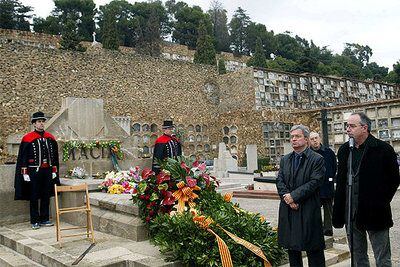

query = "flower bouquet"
(99, 167), (141, 194)
(132, 157), (285, 266)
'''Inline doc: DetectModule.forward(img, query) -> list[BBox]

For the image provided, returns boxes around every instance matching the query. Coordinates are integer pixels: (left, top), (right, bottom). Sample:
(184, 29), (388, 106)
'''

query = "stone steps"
(0, 222), (181, 267)
(233, 189), (280, 199)
(89, 192), (149, 241)
(0, 244), (44, 267)
(60, 192), (149, 242)
(278, 242), (350, 267)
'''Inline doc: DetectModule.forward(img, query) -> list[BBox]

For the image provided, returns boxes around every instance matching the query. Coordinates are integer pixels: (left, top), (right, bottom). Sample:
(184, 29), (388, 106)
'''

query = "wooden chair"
(54, 183), (95, 248)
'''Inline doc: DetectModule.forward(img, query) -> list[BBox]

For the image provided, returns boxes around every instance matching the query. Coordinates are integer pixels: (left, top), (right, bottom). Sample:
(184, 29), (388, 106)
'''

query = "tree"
(384, 71), (398, 84)
(297, 42), (319, 73)
(266, 56), (298, 73)
(274, 33), (304, 62)
(245, 22), (275, 57)
(208, 0), (230, 52)
(98, 0), (137, 47)
(193, 21), (216, 65)
(330, 55), (363, 79)
(218, 57), (226, 74)
(393, 60), (400, 81)
(229, 7), (251, 55)
(53, 0), (95, 41)
(247, 37), (266, 68)
(101, 5), (119, 50)
(60, 19), (85, 51)
(136, 10), (161, 56)
(0, 0), (32, 31)
(132, 1), (169, 38)
(362, 62), (388, 81)
(172, 4), (212, 48)
(389, 60), (400, 84)
(342, 43), (373, 67)
(33, 16), (61, 34)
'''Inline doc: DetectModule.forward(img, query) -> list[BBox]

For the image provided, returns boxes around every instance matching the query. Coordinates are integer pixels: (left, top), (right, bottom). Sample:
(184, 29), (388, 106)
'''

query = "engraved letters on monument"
(67, 146), (111, 161)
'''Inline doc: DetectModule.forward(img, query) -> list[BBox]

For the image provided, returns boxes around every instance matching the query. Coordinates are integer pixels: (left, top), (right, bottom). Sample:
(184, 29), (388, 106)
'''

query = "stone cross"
(92, 32), (97, 43)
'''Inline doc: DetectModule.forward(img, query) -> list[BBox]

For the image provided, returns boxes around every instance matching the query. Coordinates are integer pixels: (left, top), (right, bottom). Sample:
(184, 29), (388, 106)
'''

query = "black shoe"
(324, 230), (333, 236)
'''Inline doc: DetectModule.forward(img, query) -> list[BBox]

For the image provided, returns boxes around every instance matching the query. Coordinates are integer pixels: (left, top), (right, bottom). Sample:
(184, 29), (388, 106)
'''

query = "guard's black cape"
(14, 131), (60, 200)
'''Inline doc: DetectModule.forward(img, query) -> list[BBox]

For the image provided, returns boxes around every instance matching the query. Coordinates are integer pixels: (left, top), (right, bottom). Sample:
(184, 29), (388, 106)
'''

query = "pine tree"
(194, 21), (216, 65)
(218, 58), (227, 74)
(247, 37), (266, 68)
(136, 10), (161, 57)
(229, 7), (251, 55)
(208, 0), (230, 52)
(60, 19), (86, 51)
(102, 7), (119, 50)
(0, 0), (32, 31)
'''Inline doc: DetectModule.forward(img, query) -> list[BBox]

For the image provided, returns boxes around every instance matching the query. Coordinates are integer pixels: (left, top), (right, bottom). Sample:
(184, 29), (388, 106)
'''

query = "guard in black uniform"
(152, 120), (182, 174)
(14, 112), (60, 229)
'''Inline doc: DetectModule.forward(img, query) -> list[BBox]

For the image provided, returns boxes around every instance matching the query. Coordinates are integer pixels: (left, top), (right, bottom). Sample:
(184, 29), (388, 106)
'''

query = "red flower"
(141, 168), (154, 180)
(198, 162), (206, 172)
(192, 160), (199, 168)
(201, 173), (211, 186)
(161, 191), (175, 206)
(156, 171), (171, 184)
(180, 162), (190, 174)
(149, 210), (155, 216)
(145, 216), (151, 223)
(186, 177), (197, 187)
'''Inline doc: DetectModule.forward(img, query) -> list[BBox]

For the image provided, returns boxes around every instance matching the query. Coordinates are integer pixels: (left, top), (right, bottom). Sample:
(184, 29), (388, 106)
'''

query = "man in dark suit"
(333, 112), (399, 266)
(152, 120), (182, 174)
(276, 124), (326, 267)
(14, 112), (60, 230)
(310, 131), (337, 236)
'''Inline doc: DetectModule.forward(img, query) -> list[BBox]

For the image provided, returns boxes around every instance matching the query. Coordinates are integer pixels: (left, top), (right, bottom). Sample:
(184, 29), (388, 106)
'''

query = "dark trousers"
(30, 198), (50, 224)
(28, 167), (52, 224)
(288, 249), (325, 267)
(321, 198), (333, 233)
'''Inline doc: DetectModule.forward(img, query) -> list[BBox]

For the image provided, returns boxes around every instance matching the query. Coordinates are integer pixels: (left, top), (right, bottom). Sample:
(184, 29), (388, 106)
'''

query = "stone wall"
(2, 30), (400, 165)
(0, 42), (220, 149)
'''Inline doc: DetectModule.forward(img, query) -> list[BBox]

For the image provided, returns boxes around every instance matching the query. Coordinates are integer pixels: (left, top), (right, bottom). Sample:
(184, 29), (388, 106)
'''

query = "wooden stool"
(54, 183), (95, 248)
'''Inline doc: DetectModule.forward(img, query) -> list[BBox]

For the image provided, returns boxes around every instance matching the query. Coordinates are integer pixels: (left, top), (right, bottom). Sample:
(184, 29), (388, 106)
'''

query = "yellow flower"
(108, 184), (124, 194)
(259, 215), (266, 223)
(223, 192), (233, 202)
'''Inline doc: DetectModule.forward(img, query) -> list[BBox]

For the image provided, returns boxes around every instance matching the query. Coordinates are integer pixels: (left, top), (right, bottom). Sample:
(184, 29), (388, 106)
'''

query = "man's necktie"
(294, 153), (302, 171)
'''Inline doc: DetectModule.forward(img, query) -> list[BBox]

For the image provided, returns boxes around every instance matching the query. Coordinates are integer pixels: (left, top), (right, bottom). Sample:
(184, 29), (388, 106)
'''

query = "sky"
(20, 0), (400, 70)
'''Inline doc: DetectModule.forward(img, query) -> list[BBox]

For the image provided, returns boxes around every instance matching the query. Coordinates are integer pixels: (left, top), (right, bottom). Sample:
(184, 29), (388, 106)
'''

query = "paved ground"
(232, 189), (400, 266)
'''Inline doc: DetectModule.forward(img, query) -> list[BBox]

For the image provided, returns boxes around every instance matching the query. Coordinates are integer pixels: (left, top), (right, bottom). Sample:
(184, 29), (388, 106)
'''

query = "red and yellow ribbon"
(193, 214), (272, 267)
(193, 215), (233, 267)
(218, 225), (272, 267)
(172, 181), (201, 213)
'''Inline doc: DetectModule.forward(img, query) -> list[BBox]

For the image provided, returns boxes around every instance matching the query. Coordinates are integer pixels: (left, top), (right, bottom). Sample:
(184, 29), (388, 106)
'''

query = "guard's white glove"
(52, 172), (57, 179)
(23, 174), (30, 182)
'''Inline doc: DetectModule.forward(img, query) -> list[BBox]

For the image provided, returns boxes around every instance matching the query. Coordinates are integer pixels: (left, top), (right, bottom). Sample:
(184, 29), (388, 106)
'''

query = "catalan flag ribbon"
(193, 214), (272, 267)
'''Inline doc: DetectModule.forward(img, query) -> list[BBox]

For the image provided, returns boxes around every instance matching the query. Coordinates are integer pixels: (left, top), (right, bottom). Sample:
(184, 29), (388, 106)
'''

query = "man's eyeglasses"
(346, 124), (364, 129)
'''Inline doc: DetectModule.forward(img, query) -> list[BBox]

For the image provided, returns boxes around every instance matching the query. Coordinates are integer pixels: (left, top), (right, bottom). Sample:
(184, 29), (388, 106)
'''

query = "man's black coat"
(332, 134), (400, 231)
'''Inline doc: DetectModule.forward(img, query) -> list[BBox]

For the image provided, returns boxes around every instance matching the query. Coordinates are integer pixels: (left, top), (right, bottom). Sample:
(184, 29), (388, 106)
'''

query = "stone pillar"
(246, 144), (258, 172)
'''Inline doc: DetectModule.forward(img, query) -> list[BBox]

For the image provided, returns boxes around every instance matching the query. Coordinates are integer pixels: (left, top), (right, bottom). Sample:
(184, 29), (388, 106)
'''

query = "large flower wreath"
(132, 157), (285, 266)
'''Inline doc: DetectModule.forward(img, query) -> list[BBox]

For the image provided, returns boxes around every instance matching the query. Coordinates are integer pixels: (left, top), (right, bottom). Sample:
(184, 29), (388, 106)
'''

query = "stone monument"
(6, 97), (151, 178)
(245, 144), (258, 172)
(212, 142), (238, 177)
